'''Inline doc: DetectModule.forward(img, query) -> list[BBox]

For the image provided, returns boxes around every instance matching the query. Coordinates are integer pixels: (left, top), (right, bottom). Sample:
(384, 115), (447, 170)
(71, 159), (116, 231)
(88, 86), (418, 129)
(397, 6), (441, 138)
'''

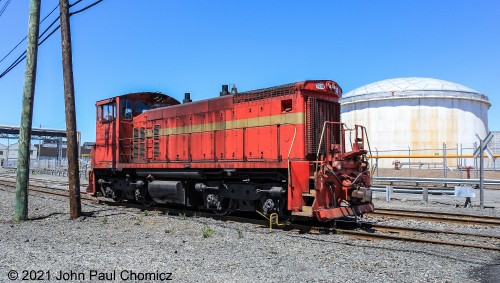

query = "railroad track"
(336, 228), (500, 252)
(369, 208), (500, 226)
(0, 179), (94, 202)
(0, 179), (499, 251)
(0, 174), (87, 186)
(365, 223), (500, 239)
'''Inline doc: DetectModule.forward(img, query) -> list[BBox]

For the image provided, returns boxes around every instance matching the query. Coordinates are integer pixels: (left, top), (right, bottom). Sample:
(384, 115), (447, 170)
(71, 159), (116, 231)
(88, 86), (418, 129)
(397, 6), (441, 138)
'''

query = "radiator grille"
(306, 98), (340, 158)
(133, 128), (139, 159)
(233, 83), (297, 103)
(153, 125), (160, 157)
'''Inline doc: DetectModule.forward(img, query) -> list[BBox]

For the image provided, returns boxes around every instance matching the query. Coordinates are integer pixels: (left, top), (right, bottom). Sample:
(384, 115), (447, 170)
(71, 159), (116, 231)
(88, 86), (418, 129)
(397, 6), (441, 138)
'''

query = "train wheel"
(212, 198), (233, 215)
(135, 188), (155, 207)
(142, 197), (155, 207)
(112, 192), (123, 203)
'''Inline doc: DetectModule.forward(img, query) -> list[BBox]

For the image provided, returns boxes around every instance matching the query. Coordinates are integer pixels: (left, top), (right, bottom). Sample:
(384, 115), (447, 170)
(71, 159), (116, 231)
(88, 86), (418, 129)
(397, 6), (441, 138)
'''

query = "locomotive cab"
(92, 92), (180, 168)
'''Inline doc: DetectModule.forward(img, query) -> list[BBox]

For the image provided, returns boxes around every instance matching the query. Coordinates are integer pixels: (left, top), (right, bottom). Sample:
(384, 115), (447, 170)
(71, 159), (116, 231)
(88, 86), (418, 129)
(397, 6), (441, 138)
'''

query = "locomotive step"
(291, 211), (313, 217)
(291, 205), (314, 217)
(301, 205), (312, 213)
(301, 190), (316, 197)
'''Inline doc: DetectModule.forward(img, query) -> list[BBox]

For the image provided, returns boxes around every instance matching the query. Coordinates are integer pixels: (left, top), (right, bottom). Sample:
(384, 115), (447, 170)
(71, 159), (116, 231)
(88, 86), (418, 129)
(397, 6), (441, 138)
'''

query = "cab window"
(121, 99), (133, 119)
(134, 101), (151, 114)
(98, 103), (116, 122)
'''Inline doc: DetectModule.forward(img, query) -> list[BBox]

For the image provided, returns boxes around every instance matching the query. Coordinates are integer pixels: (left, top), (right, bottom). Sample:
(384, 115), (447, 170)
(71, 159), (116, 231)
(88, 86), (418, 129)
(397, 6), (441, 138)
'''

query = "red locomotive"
(87, 80), (374, 221)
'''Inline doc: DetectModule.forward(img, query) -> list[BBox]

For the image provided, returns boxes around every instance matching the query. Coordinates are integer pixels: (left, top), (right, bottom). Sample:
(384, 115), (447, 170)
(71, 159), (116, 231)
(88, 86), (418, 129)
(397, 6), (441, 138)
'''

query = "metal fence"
(370, 143), (498, 178)
(1, 157), (91, 180)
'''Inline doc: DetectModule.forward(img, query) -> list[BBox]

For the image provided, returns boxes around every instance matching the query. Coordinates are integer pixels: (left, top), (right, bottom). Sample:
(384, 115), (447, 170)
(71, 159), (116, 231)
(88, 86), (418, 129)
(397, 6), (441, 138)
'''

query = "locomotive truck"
(87, 80), (374, 221)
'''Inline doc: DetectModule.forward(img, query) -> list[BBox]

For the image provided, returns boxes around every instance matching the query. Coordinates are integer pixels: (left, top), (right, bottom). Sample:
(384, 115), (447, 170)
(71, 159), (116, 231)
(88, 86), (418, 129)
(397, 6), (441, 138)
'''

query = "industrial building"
(0, 143), (38, 167)
(0, 125), (84, 168)
(340, 77), (492, 168)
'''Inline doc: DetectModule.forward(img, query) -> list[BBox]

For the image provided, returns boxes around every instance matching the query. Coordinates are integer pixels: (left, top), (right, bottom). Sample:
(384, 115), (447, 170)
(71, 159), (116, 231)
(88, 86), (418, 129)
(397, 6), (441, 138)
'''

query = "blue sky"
(0, 0), (499, 143)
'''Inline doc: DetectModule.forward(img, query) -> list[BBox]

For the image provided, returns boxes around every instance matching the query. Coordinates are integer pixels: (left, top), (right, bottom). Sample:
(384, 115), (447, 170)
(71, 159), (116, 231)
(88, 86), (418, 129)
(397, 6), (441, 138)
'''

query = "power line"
(70, 0), (103, 15)
(70, 0), (85, 8)
(0, 0), (12, 18)
(0, 15), (61, 78)
(0, 0), (104, 79)
(0, 4), (60, 65)
(0, 24), (61, 79)
(0, 1), (94, 64)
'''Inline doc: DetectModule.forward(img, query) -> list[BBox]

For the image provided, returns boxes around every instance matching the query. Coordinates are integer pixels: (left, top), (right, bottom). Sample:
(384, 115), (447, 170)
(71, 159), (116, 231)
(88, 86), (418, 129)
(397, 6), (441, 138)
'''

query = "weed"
(131, 215), (142, 222)
(179, 213), (187, 220)
(102, 216), (108, 224)
(237, 228), (244, 239)
(165, 227), (176, 234)
(140, 210), (150, 217)
(202, 225), (215, 238)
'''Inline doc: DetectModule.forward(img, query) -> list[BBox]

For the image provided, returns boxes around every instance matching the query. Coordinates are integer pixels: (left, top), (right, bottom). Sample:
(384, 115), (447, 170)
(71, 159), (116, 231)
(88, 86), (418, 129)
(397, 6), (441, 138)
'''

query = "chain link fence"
(1, 157), (91, 180)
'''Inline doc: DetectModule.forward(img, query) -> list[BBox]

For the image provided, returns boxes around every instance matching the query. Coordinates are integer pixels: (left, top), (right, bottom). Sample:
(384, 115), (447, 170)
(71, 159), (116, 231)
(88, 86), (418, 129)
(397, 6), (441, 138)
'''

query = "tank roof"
(342, 77), (489, 105)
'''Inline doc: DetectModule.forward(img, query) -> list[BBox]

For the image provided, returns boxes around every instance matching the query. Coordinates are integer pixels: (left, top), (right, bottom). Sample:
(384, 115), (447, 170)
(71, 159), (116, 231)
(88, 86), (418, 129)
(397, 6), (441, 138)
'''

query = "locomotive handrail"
(286, 123), (297, 189)
(315, 121), (347, 162)
(315, 121), (348, 177)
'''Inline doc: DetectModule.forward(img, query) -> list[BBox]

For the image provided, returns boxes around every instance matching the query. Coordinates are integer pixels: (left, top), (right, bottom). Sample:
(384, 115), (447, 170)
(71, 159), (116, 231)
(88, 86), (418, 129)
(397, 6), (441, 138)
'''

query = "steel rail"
(366, 223), (500, 240)
(376, 208), (500, 220)
(0, 180), (94, 201)
(369, 209), (500, 226)
(336, 229), (500, 252)
(0, 176), (87, 187)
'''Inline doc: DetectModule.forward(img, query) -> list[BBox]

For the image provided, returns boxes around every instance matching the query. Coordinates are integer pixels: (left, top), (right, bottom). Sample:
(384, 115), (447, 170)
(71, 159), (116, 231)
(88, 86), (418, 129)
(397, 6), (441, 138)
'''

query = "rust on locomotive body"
(88, 80), (374, 221)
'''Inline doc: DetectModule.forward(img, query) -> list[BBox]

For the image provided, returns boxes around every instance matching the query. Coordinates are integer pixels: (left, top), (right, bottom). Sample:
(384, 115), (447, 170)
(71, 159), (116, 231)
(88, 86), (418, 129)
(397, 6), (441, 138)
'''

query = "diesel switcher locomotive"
(87, 80), (374, 221)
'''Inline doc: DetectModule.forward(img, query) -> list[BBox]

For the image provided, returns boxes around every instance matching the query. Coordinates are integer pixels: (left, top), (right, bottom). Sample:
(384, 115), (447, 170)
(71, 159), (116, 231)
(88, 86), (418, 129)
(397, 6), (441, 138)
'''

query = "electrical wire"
(70, 0), (103, 16)
(0, 0), (105, 79)
(0, 4), (59, 64)
(0, 24), (61, 78)
(0, 17), (61, 78)
(70, 0), (84, 8)
(0, 0), (12, 18)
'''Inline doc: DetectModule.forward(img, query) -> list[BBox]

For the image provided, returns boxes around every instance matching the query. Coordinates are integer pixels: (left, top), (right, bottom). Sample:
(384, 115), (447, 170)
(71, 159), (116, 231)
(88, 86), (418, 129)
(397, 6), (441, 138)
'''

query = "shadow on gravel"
(471, 256), (500, 283)
(284, 232), (494, 266)
(22, 210), (131, 222)
(28, 212), (68, 220)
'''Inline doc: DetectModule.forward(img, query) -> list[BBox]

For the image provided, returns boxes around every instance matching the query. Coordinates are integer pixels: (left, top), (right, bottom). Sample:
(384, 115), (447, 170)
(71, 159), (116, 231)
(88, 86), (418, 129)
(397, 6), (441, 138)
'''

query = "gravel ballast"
(0, 181), (499, 282)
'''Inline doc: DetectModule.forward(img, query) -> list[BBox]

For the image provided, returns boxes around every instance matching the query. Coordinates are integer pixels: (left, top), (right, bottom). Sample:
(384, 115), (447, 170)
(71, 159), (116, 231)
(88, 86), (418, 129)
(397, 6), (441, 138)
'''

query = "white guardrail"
(370, 177), (499, 204)
(372, 177), (500, 186)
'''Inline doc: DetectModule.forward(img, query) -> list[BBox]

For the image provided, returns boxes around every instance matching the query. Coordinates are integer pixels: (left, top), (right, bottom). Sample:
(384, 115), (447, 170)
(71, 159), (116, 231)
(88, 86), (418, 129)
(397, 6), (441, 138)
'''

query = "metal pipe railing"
(372, 177), (500, 186)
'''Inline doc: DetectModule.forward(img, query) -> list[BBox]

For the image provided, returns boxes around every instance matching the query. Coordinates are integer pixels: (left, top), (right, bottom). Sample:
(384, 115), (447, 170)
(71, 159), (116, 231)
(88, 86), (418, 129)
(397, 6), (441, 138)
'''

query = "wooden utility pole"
(14, 0), (41, 222)
(59, 0), (81, 219)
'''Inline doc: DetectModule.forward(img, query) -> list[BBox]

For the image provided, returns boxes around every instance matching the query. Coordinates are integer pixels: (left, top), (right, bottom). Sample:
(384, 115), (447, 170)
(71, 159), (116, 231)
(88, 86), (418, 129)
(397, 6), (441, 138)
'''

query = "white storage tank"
(340, 77), (490, 168)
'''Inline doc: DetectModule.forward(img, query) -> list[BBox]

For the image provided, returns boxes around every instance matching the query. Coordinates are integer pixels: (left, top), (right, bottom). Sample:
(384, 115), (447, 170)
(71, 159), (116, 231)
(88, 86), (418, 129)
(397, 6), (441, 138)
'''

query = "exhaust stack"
(220, 85), (229, 96)
(231, 85), (238, 94)
(183, 93), (192, 103)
